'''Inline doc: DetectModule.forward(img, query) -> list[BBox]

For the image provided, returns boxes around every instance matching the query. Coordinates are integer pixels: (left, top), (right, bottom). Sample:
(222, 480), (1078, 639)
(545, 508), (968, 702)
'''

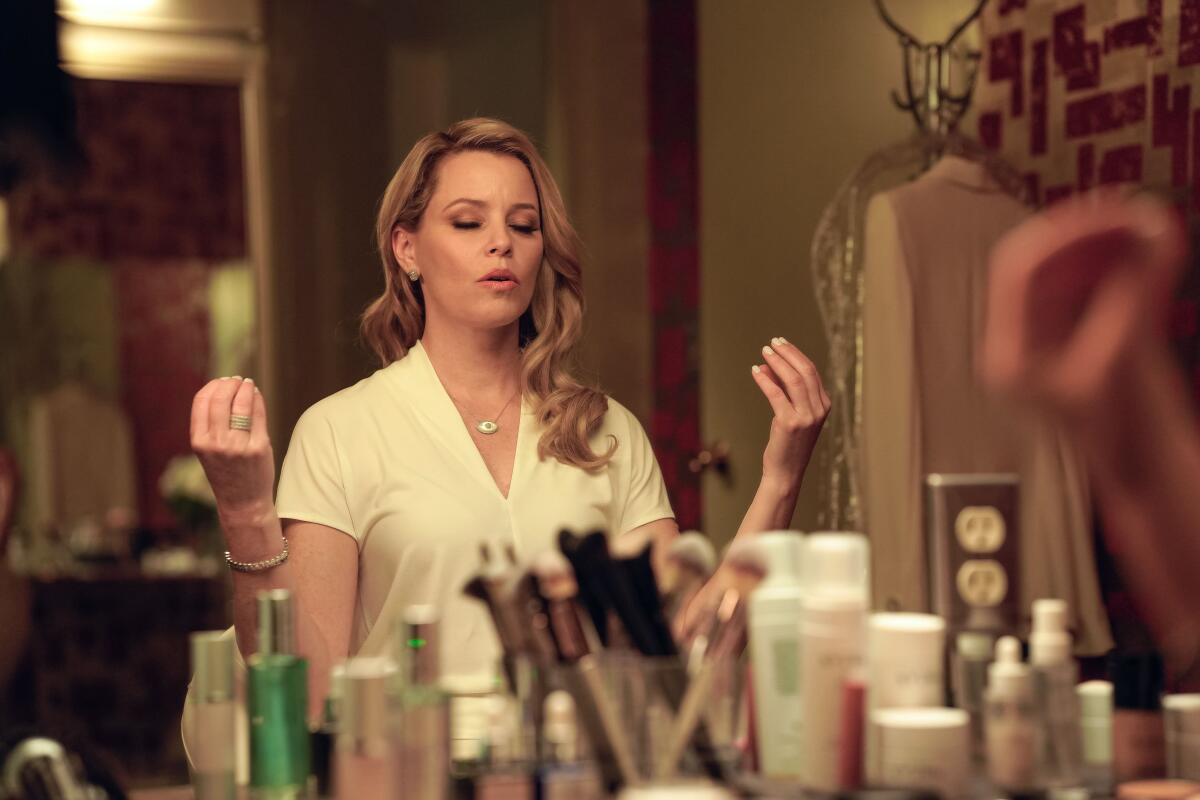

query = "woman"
(190, 118), (829, 717)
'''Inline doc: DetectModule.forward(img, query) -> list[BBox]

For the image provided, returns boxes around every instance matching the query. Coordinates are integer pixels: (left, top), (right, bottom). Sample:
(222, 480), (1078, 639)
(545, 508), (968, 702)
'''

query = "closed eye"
(510, 224), (539, 235)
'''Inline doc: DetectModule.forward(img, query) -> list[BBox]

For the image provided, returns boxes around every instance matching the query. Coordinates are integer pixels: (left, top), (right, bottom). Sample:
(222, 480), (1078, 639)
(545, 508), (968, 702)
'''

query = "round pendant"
(476, 420), (499, 435)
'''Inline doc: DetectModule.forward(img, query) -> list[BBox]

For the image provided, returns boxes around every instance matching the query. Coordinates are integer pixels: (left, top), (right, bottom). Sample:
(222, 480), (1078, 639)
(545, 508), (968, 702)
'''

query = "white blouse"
(274, 339), (675, 679)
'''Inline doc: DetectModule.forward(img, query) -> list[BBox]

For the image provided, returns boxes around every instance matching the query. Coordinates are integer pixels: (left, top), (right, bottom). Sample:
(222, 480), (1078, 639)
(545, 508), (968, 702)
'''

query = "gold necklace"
(446, 387), (521, 435)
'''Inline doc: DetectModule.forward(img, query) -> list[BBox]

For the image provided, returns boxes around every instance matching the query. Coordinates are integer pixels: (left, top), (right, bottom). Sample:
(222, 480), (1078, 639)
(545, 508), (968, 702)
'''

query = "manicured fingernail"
(232, 375), (243, 381)
(254, 387), (261, 394)
(751, 365), (761, 374)
(220, 376), (230, 380)
(244, 377), (254, 385)
(776, 336), (788, 345)
(762, 345), (775, 357)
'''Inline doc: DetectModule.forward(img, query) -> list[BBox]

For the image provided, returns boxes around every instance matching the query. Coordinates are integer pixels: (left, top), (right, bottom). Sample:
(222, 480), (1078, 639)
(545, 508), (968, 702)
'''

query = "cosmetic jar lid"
(1116, 779), (1200, 800)
(1164, 694), (1200, 734)
(617, 780), (735, 800)
(751, 531), (804, 584)
(802, 532), (869, 607)
(870, 706), (970, 732)
(1109, 651), (1164, 711)
(956, 630), (995, 660)
(190, 630), (234, 703)
(340, 656), (397, 744)
(257, 589), (296, 656)
(830, 792), (938, 800)
(1078, 680), (1114, 718)
(868, 613), (945, 650)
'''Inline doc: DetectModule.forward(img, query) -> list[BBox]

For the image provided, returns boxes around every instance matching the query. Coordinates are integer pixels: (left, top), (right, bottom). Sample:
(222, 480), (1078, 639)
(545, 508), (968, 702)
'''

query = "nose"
(487, 225), (513, 258)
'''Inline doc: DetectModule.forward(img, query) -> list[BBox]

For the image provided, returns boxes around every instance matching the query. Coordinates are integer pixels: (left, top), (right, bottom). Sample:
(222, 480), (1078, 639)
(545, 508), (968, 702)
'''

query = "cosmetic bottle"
(188, 630), (237, 800)
(950, 631), (994, 765)
(1110, 651), (1166, 783)
(1164, 693), (1200, 781)
(396, 604), (451, 800)
(310, 662), (345, 799)
(984, 636), (1043, 795)
(799, 532), (870, 793)
(248, 589), (310, 800)
(1078, 680), (1114, 797)
(1030, 599), (1082, 787)
(336, 656), (400, 799)
(747, 531), (805, 780)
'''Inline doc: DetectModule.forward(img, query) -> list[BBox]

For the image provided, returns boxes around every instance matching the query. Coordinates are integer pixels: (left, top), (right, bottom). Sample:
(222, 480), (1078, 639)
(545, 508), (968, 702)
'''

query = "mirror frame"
(55, 13), (277, 410)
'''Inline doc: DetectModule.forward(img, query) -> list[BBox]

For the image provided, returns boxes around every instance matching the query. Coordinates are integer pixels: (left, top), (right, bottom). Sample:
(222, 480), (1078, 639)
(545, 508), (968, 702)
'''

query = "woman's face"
(396, 150), (544, 336)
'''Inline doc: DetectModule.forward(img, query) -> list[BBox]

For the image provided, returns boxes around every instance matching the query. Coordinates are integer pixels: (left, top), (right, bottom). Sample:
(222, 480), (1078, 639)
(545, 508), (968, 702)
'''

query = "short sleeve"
(275, 405), (357, 541)
(609, 401), (674, 535)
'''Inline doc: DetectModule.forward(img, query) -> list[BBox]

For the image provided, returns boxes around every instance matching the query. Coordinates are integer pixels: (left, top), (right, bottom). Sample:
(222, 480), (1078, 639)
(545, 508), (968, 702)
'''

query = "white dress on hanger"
(858, 155), (1110, 654)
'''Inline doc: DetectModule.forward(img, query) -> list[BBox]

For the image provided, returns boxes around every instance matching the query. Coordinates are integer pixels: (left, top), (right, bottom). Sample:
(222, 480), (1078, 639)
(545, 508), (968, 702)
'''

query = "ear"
(391, 225), (416, 269)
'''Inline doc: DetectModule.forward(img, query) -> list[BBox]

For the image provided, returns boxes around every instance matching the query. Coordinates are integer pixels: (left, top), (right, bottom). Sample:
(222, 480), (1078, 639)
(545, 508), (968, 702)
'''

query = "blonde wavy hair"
(361, 117), (614, 470)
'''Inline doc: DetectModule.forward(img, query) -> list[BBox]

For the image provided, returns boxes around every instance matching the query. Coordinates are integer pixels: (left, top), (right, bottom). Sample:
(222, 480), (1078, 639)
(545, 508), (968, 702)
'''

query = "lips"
(479, 269), (518, 284)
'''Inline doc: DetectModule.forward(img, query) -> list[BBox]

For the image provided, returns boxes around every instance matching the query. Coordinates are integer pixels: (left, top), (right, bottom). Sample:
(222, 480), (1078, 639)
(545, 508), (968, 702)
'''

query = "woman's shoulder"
(590, 394), (649, 443)
(293, 360), (407, 427)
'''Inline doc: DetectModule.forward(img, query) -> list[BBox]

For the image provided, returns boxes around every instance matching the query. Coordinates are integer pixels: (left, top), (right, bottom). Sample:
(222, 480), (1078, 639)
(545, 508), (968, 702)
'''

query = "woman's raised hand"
(980, 191), (1186, 418)
(190, 377), (276, 524)
(751, 336), (831, 492)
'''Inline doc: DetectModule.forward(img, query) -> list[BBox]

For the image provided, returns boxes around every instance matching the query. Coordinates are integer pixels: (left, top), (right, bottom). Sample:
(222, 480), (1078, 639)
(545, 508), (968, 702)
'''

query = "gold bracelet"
(225, 535), (289, 573)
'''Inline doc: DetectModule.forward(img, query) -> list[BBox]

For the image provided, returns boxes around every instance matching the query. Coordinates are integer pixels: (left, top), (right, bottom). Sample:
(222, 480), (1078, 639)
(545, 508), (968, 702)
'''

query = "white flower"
(159, 454), (216, 506)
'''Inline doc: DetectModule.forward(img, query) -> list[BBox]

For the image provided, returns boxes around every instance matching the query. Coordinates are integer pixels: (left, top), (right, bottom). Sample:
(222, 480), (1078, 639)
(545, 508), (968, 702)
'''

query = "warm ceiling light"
(60, 0), (160, 16)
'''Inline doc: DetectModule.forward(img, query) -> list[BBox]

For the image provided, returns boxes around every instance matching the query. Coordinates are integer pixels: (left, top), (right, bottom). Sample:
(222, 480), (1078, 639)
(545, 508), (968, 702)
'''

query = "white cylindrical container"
(870, 707), (970, 799)
(187, 631), (236, 800)
(799, 532), (869, 793)
(336, 656), (401, 800)
(1079, 680), (1114, 797)
(748, 531), (806, 780)
(864, 613), (946, 785)
(1164, 694), (1200, 781)
(867, 613), (946, 710)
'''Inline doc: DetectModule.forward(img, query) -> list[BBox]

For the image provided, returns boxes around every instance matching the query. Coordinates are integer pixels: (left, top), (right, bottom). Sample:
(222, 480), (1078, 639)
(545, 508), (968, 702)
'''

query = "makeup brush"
(532, 549), (638, 790)
(557, 529), (612, 646)
(662, 532), (717, 621)
(567, 531), (726, 781)
(656, 589), (748, 779)
(611, 534), (678, 657)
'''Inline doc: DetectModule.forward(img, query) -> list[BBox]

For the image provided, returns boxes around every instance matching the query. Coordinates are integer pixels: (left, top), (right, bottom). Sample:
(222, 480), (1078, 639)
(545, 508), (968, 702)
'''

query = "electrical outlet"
(955, 559), (1008, 607)
(925, 474), (1020, 635)
(954, 506), (1006, 553)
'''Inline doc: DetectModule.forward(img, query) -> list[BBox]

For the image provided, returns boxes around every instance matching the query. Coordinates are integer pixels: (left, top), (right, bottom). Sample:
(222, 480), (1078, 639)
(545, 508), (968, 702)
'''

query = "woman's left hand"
(752, 336), (831, 492)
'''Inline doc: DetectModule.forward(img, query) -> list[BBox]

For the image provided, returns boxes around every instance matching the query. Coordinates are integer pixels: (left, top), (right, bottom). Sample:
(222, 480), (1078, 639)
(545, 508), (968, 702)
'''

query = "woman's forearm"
(1074, 339), (1200, 658)
(224, 509), (335, 722)
(733, 474), (801, 540)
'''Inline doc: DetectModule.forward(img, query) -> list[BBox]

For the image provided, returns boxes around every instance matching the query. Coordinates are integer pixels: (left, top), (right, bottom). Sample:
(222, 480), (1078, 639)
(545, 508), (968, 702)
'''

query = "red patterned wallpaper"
(9, 78), (244, 530)
(978, 0), (1200, 657)
(647, 0), (702, 531)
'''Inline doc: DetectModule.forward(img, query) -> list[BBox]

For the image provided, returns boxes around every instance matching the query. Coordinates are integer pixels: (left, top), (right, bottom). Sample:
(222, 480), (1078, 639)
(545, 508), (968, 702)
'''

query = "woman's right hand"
(190, 377), (276, 524)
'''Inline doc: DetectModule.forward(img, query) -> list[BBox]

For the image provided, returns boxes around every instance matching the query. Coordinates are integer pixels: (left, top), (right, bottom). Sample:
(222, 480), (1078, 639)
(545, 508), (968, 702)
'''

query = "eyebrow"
(442, 198), (539, 213)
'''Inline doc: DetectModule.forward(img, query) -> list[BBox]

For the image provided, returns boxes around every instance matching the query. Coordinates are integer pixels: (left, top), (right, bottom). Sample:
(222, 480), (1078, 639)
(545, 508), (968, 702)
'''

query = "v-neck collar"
(402, 339), (528, 502)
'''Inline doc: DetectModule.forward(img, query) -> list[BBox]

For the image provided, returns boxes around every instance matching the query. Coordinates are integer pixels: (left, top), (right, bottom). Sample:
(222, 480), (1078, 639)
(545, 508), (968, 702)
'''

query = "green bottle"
(248, 589), (310, 799)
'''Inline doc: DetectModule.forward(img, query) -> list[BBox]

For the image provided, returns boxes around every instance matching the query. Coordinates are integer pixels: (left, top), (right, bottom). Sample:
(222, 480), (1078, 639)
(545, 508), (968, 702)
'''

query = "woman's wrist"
(758, 471), (801, 504)
(219, 499), (283, 561)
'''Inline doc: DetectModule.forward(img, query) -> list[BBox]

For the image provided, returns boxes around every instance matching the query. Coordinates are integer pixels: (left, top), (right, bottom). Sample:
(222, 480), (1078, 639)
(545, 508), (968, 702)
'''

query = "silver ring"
(229, 414), (252, 431)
